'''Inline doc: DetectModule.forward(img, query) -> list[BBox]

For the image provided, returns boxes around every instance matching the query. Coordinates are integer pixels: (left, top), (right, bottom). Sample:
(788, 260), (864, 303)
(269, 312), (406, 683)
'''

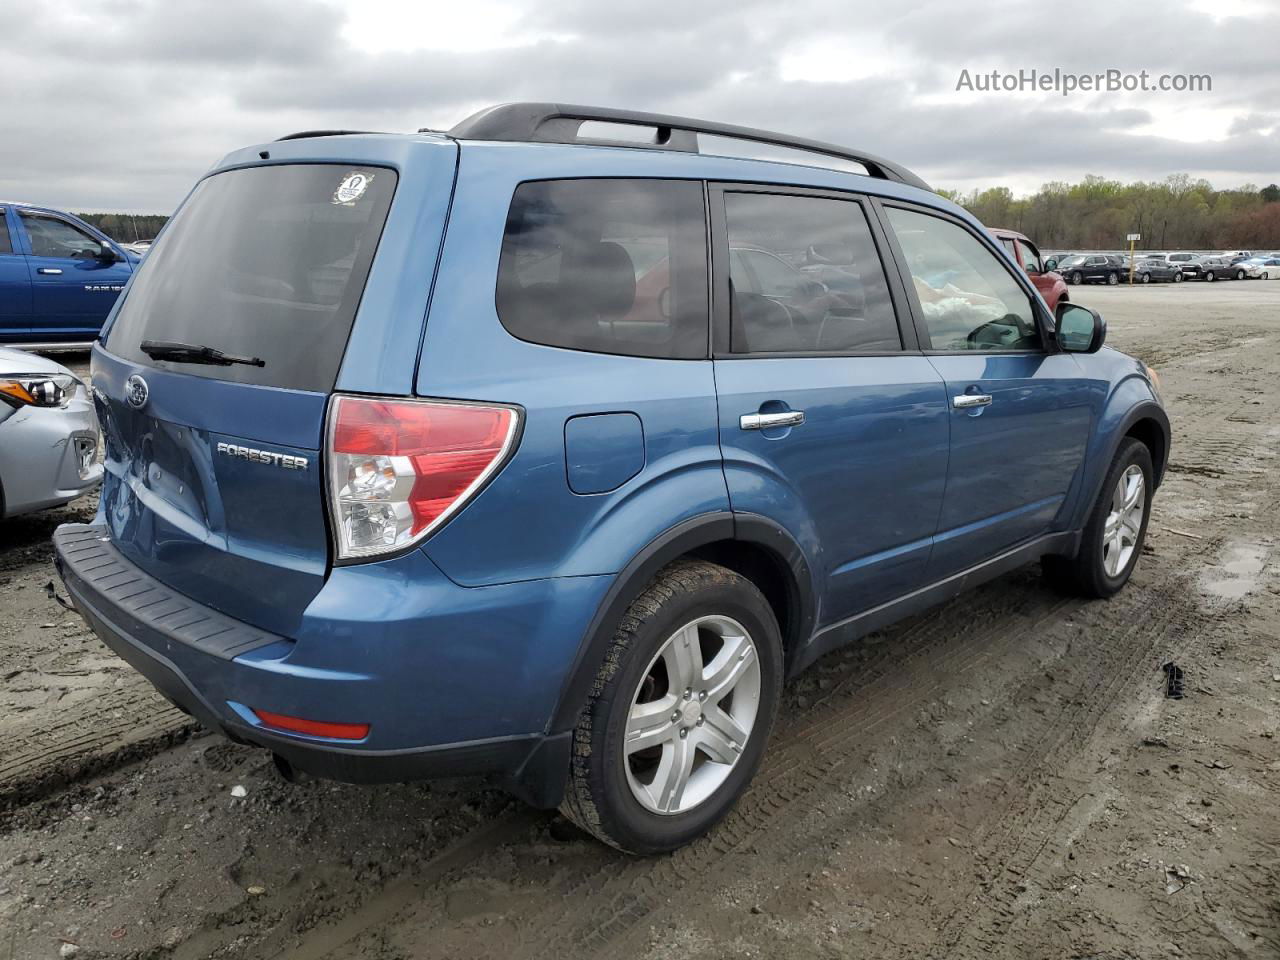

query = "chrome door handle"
(37, 268), (63, 275)
(953, 394), (992, 409)
(740, 410), (805, 431)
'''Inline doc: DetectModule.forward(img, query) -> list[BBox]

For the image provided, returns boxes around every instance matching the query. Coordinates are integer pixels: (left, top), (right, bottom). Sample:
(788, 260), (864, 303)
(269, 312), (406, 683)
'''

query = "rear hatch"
(95, 161), (400, 636)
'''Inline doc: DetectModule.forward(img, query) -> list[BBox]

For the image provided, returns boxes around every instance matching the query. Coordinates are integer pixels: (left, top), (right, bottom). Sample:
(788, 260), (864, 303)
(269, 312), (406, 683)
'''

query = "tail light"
(327, 395), (519, 561)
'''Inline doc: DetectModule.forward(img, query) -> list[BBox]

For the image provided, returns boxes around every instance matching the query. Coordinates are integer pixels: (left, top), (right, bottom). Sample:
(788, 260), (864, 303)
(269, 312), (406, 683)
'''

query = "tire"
(1206, 271), (1216, 281)
(1174, 271), (1184, 283)
(561, 559), (783, 854)
(1043, 437), (1153, 599)
(1236, 269), (1245, 280)
(1070, 271), (1083, 285)
(1141, 272), (1151, 284)
(1107, 272), (1119, 285)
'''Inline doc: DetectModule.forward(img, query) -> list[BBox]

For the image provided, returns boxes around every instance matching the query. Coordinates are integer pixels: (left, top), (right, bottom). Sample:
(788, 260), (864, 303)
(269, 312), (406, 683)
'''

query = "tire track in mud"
(287, 580), (1080, 959)
(0, 679), (194, 810)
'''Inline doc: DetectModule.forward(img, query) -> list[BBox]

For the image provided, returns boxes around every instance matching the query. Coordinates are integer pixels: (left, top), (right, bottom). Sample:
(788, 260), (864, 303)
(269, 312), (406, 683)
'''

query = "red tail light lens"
(252, 709), (370, 741)
(327, 395), (519, 560)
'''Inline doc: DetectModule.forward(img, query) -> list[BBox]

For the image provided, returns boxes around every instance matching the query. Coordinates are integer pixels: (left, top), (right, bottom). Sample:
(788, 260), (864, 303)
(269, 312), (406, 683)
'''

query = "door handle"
(37, 268), (63, 275)
(740, 410), (805, 431)
(953, 394), (993, 409)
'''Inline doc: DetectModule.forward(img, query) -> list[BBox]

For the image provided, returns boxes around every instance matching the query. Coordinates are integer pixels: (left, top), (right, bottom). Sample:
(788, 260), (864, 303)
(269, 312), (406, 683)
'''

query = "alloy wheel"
(1102, 464), (1145, 578)
(623, 615), (762, 815)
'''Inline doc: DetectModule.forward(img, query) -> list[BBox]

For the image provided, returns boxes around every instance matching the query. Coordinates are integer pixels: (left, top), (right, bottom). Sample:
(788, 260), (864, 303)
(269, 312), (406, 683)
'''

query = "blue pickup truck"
(0, 202), (140, 347)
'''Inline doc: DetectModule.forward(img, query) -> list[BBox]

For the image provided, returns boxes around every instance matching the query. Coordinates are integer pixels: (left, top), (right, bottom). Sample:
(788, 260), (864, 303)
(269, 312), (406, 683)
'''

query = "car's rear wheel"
(1206, 271), (1216, 281)
(1141, 272), (1151, 284)
(1070, 271), (1083, 285)
(1174, 271), (1184, 283)
(1043, 437), (1153, 599)
(561, 559), (783, 854)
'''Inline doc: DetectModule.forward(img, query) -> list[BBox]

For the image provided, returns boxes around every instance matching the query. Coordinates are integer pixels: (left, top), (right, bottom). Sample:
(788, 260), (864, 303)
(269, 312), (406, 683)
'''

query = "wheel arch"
(547, 511), (816, 734)
(1070, 398), (1170, 537)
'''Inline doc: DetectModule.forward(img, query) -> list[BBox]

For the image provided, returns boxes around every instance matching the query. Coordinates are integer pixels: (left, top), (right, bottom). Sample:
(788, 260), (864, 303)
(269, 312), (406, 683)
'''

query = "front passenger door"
(881, 203), (1095, 578)
(17, 210), (132, 339)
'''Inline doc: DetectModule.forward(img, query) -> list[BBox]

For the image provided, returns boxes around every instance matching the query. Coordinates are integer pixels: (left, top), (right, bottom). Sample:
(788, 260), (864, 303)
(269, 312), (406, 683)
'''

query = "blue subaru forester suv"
(54, 104), (1169, 853)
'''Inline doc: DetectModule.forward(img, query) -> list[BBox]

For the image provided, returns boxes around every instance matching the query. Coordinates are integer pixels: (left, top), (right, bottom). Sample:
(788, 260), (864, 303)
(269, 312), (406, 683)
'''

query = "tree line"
(75, 213), (170, 243)
(940, 176), (1280, 251)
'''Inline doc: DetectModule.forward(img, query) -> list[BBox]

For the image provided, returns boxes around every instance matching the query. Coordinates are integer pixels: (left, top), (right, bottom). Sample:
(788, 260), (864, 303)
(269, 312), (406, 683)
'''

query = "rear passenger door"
(710, 185), (950, 626)
(879, 202), (1094, 578)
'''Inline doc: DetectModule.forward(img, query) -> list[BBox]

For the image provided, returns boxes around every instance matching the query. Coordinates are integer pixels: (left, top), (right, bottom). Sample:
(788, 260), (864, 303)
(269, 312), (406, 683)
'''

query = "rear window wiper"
(140, 340), (265, 368)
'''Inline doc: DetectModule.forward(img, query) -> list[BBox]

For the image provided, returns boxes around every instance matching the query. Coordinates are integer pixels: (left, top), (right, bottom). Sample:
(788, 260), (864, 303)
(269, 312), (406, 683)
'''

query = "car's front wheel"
(1043, 437), (1153, 598)
(561, 559), (783, 854)
(1107, 272), (1119, 285)
(1236, 269), (1245, 280)
(1206, 270), (1216, 281)
(1174, 271), (1184, 282)
(1070, 271), (1083, 285)
(1141, 272), (1151, 284)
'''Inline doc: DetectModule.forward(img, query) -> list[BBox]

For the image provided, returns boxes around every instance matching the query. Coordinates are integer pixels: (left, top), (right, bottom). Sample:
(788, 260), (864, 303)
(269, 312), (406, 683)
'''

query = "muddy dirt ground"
(2, 281), (1278, 959)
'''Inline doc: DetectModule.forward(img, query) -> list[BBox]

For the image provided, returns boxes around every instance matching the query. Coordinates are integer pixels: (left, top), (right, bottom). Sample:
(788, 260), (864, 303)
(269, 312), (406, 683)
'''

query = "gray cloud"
(0, 0), (1276, 212)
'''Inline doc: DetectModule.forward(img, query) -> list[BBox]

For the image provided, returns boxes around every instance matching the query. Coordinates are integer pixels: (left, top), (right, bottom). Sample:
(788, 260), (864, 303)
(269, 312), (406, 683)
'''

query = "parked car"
(53, 103), (1170, 854)
(0, 346), (102, 518)
(0, 203), (140, 347)
(1242, 256), (1280, 279)
(1132, 258), (1185, 283)
(123, 239), (155, 257)
(990, 228), (1069, 311)
(1043, 253), (1074, 270)
(1222, 250), (1252, 261)
(1056, 254), (1125, 285)
(1166, 252), (1206, 279)
(1196, 255), (1245, 281)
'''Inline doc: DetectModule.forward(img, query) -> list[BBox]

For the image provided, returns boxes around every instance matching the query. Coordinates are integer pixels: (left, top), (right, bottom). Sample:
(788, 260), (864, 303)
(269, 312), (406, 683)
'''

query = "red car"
(990, 228), (1069, 312)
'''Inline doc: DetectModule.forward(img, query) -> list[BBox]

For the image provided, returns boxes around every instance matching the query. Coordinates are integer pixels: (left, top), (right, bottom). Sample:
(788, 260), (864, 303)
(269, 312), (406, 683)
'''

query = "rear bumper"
(53, 523), (595, 807)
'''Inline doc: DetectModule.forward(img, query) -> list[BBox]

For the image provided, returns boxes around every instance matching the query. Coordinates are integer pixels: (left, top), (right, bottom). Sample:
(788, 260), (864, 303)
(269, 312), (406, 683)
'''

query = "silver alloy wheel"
(623, 615), (762, 815)
(1102, 464), (1145, 577)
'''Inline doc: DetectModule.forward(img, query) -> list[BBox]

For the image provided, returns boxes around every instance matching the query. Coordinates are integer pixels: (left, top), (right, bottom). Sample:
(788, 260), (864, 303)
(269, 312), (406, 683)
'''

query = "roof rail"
(275, 129), (384, 142)
(444, 102), (931, 192)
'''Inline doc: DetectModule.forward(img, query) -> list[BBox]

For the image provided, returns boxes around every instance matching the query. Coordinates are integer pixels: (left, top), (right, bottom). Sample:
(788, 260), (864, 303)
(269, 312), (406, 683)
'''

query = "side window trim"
(869, 197), (1053, 356)
(708, 181), (920, 358)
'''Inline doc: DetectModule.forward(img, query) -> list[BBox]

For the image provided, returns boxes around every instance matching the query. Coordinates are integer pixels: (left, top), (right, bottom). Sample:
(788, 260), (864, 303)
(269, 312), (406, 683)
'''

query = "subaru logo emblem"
(125, 374), (149, 410)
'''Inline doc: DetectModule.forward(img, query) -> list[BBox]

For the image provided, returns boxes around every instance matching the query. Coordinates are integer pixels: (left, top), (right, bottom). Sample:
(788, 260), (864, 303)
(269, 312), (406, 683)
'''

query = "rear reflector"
(327, 395), (519, 560)
(252, 709), (370, 741)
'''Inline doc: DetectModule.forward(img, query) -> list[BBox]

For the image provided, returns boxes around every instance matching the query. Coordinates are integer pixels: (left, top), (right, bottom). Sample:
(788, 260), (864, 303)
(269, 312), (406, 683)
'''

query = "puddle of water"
(1200, 541), (1269, 600)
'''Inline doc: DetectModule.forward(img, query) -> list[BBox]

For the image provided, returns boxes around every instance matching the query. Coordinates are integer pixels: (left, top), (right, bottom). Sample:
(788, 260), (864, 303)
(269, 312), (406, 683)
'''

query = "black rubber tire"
(560, 559), (783, 854)
(1236, 270), (1245, 280)
(1174, 271), (1184, 283)
(1070, 271), (1083, 285)
(1107, 272), (1119, 285)
(1043, 437), (1153, 599)
(1206, 271), (1216, 282)
(1141, 272), (1151, 284)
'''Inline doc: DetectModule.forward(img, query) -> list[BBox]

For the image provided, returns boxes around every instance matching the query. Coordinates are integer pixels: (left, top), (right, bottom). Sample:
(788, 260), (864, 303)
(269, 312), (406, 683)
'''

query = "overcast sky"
(1, 0), (1277, 213)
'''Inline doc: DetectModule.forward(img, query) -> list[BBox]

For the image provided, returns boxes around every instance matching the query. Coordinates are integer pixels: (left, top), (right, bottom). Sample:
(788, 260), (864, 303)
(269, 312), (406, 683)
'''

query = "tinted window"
(724, 193), (900, 353)
(0, 212), (11, 255)
(20, 212), (104, 259)
(497, 179), (707, 359)
(886, 206), (1039, 352)
(107, 165), (395, 392)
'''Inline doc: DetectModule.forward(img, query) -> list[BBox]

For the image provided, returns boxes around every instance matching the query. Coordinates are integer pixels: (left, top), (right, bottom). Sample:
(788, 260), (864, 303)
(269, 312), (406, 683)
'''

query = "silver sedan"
(0, 347), (102, 518)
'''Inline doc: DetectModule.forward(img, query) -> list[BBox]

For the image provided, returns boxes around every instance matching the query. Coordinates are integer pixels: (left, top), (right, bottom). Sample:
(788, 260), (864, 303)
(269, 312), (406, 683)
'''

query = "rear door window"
(106, 164), (396, 392)
(722, 191), (901, 354)
(0, 210), (11, 255)
(496, 179), (708, 359)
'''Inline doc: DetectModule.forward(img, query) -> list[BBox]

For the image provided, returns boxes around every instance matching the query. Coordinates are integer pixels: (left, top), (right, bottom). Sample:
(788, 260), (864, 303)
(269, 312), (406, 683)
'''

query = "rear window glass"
(107, 164), (396, 392)
(496, 179), (708, 359)
(0, 212), (11, 255)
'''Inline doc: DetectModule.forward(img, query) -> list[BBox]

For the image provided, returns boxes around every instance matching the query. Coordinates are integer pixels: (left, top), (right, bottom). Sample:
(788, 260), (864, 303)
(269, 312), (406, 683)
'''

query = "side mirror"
(96, 245), (120, 263)
(1043, 258), (1058, 271)
(1055, 302), (1105, 353)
